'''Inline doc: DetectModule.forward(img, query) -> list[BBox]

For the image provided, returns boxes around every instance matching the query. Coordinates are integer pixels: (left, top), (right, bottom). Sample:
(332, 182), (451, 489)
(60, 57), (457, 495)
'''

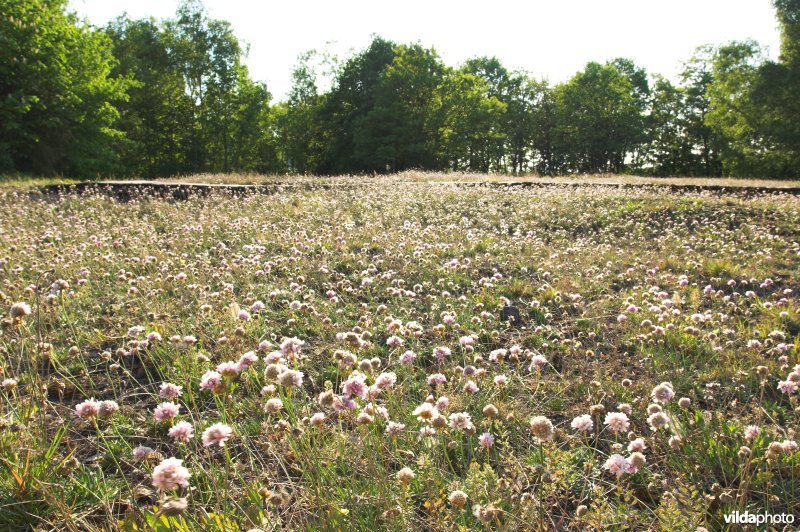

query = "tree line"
(1, 0), (799, 178)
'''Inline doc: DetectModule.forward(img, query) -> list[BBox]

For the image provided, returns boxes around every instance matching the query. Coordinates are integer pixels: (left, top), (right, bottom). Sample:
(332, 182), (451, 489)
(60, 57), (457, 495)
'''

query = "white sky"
(69, 0), (783, 101)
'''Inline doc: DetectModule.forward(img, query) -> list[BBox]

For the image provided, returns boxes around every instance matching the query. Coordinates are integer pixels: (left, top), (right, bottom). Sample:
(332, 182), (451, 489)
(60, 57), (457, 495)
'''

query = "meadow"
(1, 178), (799, 530)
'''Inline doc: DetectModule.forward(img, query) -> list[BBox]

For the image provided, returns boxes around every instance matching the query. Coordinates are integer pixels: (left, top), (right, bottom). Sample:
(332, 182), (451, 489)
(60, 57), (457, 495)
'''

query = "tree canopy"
(1, 0), (798, 178)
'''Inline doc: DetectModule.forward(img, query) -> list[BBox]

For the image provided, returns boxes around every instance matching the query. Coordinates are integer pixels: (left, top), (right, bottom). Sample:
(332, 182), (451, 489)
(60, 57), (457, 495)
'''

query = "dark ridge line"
(32, 179), (800, 201)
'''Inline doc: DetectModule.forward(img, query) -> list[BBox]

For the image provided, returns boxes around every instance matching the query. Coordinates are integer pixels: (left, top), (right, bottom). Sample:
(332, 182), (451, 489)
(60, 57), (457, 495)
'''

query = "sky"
(68, 0), (783, 101)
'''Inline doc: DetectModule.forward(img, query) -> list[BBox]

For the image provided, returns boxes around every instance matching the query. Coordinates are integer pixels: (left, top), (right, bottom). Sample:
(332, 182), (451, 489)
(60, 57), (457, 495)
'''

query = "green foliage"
(0, 0), (129, 177)
(2, 0), (799, 178)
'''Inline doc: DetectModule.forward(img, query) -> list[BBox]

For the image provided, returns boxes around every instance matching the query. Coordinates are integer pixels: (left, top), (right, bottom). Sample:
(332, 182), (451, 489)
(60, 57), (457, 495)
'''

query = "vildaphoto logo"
(724, 511), (795, 525)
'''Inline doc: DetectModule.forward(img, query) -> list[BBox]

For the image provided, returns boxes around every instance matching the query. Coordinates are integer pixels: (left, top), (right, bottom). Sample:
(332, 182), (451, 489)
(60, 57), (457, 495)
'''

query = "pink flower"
(168, 421), (194, 443)
(75, 398), (101, 418)
(199, 371), (224, 393)
(399, 350), (416, 364)
(154, 402), (180, 422)
(433, 346), (451, 361)
(159, 382), (183, 400)
(604, 412), (630, 434)
(202, 423), (233, 447)
(459, 336), (475, 347)
(216, 361), (240, 377)
(603, 454), (630, 477)
(493, 374), (508, 386)
(448, 412), (474, 432)
(744, 425), (760, 441)
(530, 354), (547, 372)
(627, 438), (647, 452)
(375, 372), (397, 390)
(651, 382), (675, 403)
(280, 337), (305, 355)
(436, 396), (449, 411)
(427, 373), (447, 386)
(478, 432), (494, 449)
(342, 373), (367, 399)
(778, 380), (798, 394)
(386, 335), (404, 348)
(152, 457), (191, 490)
(571, 414), (594, 433)
(463, 380), (479, 395)
(238, 351), (259, 370)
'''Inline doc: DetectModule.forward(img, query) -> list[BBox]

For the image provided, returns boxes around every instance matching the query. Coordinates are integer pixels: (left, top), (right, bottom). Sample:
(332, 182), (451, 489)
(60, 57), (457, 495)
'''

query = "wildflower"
(570, 414), (593, 433)
(265, 398), (284, 414)
(385, 421), (405, 437)
(448, 490), (468, 509)
(627, 438), (647, 452)
(650, 382), (675, 404)
(427, 373), (447, 386)
(399, 350), (416, 364)
(152, 457), (191, 490)
(781, 440), (798, 453)
(159, 382), (183, 400)
(478, 432), (494, 449)
(459, 335), (475, 347)
(375, 372), (397, 390)
(341, 373), (367, 399)
(436, 396), (449, 411)
(766, 441), (785, 460)
(483, 404), (499, 418)
(463, 380), (479, 395)
(8, 302), (32, 319)
(529, 354), (547, 372)
(628, 452), (646, 473)
(237, 351), (259, 370)
(133, 445), (156, 462)
(280, 337), (305, 356)
(75, 398), (101, 419)
(309, 412), (326, 428)
(604, 412), (630, 434)
(98, 400), (119, 419)
(216, 361), (240, 377)
(356, 412), (374, 425)
(154, 402), (180, 422)
(202, 423), (233, 447)
(603, 454), (630, 477)
(277, 369), (304, 388)
(529, 416), (554, 442)
(448, 412), (475, 432)
(168, 421), (194, 443)
(744, 425), (761, 441)
(199, 371), (224, 394)
(493, 374), (508, 386)
(397, 467), (415, 485)
(386, 335), (404, 347)
(1, 378), (17, 392)
(647, 412), (670, 431)
(433, 346), (451, 361)
(678, 397), (691, 408)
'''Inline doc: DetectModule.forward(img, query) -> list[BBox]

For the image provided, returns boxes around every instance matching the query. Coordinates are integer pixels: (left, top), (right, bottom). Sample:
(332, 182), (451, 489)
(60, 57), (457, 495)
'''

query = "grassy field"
(1, 178), (799, 530)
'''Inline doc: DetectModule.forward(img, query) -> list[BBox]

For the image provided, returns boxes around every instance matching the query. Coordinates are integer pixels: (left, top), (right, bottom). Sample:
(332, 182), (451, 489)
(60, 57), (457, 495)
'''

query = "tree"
(644, 77), (693, 176)
(352, 43), (445, 172)
(277, 52), (322, 174)
(0, 0), (128, 176)
(107, 16), (193, 177)
(434, 70), (505, 171)
(554, 61), (645, 173)
(316, 36), (397, 173)
(705, 41), (773, 176)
